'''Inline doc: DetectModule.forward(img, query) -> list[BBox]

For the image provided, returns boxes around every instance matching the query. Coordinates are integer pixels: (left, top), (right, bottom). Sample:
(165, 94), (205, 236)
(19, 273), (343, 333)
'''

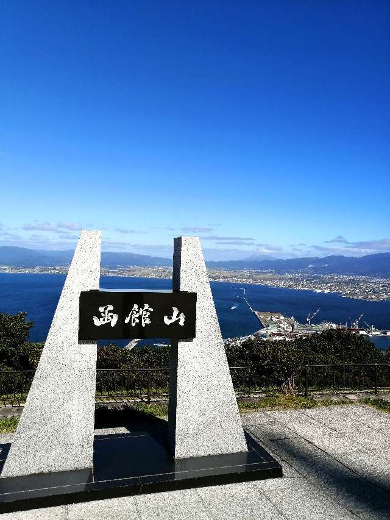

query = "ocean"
(0, 273), (389, 350)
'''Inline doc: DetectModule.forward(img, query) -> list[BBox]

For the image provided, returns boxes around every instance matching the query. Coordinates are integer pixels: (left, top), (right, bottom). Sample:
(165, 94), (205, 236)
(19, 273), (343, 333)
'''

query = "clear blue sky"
(1, 1), (389, 260)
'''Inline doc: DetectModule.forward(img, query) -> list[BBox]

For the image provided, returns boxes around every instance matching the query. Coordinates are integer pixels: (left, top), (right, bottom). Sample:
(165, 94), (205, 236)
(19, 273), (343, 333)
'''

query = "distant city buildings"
(0, 265), (389, 302)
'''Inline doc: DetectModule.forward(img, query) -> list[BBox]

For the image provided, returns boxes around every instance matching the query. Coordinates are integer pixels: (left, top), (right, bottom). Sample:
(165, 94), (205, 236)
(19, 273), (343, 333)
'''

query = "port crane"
(307, 308), (320, 326)
(352, 313), (364, 329)
(364, 321), (375, 334)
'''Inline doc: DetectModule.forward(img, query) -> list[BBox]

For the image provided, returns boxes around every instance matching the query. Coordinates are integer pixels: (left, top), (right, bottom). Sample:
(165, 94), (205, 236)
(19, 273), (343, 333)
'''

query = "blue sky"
(1, 1), (389, 261)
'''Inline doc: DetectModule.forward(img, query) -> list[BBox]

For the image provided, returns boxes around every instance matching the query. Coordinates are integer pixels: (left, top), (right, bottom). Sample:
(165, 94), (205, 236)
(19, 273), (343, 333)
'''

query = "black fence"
(0, 370), (35, 407)
(96, 368), (170, 404)
(300, 363), (390, 397)
(0, 364), (389, 406)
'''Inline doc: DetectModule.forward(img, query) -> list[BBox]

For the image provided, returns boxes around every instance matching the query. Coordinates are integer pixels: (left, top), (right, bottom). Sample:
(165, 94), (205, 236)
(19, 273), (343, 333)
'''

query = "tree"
(0, 312), (35, 370)
(97, 344), (128, 369)
(225, 329), (385, 394)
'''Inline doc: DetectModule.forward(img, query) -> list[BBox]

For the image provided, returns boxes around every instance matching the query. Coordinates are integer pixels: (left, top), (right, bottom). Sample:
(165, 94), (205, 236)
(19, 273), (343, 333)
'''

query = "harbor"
(240, 288), (390, 342)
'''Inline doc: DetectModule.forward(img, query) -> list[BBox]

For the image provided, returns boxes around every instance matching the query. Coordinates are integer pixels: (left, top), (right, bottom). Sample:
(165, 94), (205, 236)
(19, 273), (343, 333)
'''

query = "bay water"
(0, 273), (389, 350)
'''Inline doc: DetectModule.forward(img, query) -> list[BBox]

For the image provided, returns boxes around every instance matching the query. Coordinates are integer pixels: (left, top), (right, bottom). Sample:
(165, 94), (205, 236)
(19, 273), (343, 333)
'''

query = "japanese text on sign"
(79, 291), (196, 340)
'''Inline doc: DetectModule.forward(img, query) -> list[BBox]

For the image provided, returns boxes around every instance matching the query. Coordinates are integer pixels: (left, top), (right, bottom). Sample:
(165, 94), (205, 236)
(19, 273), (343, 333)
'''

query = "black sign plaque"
(79, 290), (197, 340)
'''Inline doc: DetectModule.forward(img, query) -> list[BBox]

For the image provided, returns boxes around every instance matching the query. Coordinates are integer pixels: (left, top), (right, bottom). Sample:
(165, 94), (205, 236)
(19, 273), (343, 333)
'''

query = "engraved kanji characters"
(92, 302), (186, 329)
(124, 303), (154, 327)
(164, 306), (185, 326)
(92, 305), (118, 327)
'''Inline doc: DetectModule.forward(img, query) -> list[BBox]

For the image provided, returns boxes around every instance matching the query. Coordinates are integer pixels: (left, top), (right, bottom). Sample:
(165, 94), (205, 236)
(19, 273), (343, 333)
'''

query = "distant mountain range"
(0, 246), (171, 268)
(207, 252), (390, 277)
(0, 246), (389, 277)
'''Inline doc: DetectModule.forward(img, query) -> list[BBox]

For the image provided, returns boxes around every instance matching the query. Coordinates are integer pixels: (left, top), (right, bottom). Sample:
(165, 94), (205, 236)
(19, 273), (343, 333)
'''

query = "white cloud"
(116, 228), (146, 234)
(325, 235), (349, 244)
(0, 228), (21, 242)
(311, 238), (390, 256)
(102, 239), (130, 247)
(346, 238), (390, 251)
(58, 234), (79, 240)
(216, 241), (255, 246)
(57, 221), (83, 231)
(254, 244), (284, 253)
(201, 235), (254, 241)
(202, 247), (256, 261)
(23, 222), (60, 232)
(181, 227), (214, 233)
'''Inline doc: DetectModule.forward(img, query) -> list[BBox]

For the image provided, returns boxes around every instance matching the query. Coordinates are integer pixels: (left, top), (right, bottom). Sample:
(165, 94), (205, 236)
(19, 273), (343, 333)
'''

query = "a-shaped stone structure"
(0, 233), (282, 512)
(168, 236), (248, 458)
(1, 231), (101, 478)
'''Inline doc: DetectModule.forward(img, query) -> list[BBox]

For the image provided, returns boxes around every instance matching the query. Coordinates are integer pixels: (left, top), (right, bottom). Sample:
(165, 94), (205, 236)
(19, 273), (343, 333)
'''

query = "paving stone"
(243, 427), (303, 478)
(267, 437), (357, 482)
(261, 478), (357, 519)
(269, 433), (330, 457)
(254, 475), (311, 493)
(68, 495), (139, 519)
(336, 451), (390, 489)
(268, 408), (390, 455)
(196, 480), (285, 520)
(2, 404), (390, 519)
(136, 488), (211, 520)
(305, 405), (390, 433)
(272, 460), (302, 478)
(266, 409), (340, 440)
(317, 477), (390, 516)
(241, 413), (282, 428)
(244, 421), (300, 442)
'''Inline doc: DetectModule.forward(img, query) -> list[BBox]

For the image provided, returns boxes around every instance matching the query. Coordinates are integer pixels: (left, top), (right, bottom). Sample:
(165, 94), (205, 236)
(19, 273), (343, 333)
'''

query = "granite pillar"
(168, 236), (248, 459)
(1, 231), (101, 478)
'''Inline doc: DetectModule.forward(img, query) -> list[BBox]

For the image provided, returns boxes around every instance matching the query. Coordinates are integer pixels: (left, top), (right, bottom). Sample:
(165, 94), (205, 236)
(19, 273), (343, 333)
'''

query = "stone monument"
(0, 231), (282, 513)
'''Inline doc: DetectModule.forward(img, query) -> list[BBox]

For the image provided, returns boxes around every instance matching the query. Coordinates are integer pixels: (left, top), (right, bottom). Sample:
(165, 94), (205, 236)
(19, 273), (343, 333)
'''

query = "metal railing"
(301, 363), (390, 397)
(96, 368), (169, 404)
(0, 363), (389, 406)
(0, 370), (35, 407)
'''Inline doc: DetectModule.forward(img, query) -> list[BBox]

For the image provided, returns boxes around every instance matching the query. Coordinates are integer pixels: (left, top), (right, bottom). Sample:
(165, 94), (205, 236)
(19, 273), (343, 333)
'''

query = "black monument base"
(0, 431), (282, 513)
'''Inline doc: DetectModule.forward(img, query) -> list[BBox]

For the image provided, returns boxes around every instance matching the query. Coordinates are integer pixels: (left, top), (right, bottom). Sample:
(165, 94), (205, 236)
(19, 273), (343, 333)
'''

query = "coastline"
(1, 272), (390, 348)
(0, 267), (389, 303)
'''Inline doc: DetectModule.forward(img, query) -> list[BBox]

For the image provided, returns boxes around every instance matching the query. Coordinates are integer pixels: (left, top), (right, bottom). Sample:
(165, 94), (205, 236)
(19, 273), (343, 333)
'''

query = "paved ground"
(1, 404), (389, 519)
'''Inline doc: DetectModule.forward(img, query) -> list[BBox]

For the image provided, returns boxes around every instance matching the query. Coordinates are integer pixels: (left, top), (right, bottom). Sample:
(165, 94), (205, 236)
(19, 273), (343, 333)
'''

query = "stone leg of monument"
(1, 231), (101, 478)
(169, 236), (248, 458)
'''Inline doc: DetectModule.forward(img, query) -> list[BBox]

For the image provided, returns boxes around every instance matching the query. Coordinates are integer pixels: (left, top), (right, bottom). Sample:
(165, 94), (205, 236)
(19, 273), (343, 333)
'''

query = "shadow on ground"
(95, 404), (169, 451)
(251, 420), (390, 517)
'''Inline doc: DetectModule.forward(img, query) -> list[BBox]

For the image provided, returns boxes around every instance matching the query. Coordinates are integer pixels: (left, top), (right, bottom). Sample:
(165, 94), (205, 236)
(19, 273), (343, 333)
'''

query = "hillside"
(0, 247), (171, 268)
(0, 246), (389, 276)
(208, 252), (390, 277)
